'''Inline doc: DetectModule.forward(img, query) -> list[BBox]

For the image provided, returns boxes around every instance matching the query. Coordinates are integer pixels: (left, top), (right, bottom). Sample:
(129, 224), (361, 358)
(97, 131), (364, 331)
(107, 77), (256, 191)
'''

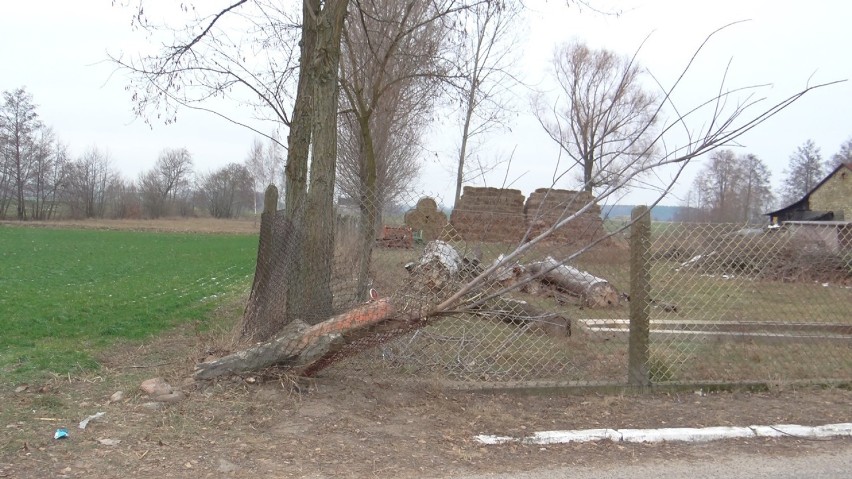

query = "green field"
(0, 226), (257, 380)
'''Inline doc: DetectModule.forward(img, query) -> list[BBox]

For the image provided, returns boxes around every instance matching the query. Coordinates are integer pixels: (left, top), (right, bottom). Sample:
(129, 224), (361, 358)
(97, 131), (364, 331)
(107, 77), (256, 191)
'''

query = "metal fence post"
(628, 205), (652, 386)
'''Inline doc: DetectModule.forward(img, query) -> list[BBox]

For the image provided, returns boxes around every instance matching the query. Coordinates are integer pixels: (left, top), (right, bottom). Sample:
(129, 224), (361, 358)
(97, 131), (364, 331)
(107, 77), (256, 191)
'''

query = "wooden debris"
(195, 299), (395, 380)
(528, 256), (620, 308)
(377, 225), (413, 248)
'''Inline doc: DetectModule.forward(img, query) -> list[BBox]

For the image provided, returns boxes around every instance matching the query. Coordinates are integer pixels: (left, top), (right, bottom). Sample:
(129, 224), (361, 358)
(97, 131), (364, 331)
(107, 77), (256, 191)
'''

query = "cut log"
(419, 240), (462, 274)
(528, 256), (620, 308)
(195, 299), (395, 380)
(197, 242), (489, 380)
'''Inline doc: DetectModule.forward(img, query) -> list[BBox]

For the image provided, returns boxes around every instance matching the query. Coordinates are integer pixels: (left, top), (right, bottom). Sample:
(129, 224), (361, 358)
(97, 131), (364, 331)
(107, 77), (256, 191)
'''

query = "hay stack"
(450, 187), (526, 243)
(404, 197), (448, 242)
(524, 189), (606, 245)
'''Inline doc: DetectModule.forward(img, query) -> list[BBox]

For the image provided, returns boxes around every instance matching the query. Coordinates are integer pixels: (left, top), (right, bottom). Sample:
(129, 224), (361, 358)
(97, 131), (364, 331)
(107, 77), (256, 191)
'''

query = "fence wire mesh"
(240, 187), (851, 388)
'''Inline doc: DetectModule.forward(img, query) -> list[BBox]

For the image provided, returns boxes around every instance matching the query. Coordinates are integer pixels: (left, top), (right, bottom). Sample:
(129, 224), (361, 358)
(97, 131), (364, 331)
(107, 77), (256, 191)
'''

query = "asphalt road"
(458, 446), (852, 479)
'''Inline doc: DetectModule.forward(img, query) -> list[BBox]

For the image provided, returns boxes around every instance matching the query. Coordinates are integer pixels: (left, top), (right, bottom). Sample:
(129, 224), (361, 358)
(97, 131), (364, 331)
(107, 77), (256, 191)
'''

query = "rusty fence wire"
(320, 197), (851, 388)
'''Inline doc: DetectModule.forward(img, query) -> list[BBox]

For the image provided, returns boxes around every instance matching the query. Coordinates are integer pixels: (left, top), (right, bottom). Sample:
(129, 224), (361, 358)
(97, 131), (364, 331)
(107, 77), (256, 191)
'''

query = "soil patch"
(1, 326), (850, 478)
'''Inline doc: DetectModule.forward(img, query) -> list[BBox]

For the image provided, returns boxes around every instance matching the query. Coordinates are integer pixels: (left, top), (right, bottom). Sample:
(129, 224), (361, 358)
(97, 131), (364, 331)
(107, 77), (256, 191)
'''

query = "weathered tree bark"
(196, 299), (395, 380)
(355, 111), (379, 302)
(282, 0), (318, 329)
(288, 0), (350, 324)
(528, 256), (620, 308)
(283, 1), (315, 218)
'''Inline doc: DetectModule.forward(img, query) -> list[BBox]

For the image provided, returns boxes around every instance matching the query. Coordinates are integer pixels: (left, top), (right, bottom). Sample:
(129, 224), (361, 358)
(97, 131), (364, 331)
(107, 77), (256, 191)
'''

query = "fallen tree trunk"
(198, 241), (468, 380)
(196, 243), (607, 380)
(195, 299), (395, 379)
(528, 256), (620, 308)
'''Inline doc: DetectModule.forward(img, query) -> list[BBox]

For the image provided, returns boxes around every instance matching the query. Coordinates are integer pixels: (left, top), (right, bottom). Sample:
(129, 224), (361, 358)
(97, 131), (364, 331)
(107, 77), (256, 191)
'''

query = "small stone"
(14, 385), (28, 393)
(217, 459), (239, 474)
(140, 378), (173, 397)
(141, 402), (164, 412)
(110, 391), (125, 403)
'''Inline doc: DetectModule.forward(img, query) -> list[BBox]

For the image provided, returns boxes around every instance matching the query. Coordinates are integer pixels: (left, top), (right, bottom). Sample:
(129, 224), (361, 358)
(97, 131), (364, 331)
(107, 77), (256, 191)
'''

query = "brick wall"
(810, 165), (852, 220)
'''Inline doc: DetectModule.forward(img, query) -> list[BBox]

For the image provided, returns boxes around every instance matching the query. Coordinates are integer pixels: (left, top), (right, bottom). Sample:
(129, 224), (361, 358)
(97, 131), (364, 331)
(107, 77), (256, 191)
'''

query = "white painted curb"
(475, 422), (852, 445)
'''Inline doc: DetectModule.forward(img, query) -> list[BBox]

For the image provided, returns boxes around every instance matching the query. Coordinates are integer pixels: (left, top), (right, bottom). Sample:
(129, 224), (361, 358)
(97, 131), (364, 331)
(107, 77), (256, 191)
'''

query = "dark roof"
(765, 162), (852, 216)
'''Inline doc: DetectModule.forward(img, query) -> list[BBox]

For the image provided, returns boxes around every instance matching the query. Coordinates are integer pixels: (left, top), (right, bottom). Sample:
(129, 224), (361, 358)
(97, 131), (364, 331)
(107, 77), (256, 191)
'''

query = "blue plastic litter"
(54, 428), (69, 440)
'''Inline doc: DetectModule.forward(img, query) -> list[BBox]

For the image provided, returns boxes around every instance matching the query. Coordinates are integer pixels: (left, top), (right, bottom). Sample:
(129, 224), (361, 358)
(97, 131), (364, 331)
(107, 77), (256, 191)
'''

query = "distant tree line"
(0, 86), (282, 221)
(676, 137), (852, 223)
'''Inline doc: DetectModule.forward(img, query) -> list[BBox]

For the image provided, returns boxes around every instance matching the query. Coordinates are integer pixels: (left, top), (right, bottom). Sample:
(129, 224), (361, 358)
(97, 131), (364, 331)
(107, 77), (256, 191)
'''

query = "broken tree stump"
(528, 256), (620, 308)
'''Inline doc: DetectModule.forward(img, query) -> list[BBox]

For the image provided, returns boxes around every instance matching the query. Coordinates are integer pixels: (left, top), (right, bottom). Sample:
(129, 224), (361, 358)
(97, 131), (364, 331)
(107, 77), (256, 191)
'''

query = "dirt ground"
(1, 323), (851, 479)
(2, 219), (850, 478)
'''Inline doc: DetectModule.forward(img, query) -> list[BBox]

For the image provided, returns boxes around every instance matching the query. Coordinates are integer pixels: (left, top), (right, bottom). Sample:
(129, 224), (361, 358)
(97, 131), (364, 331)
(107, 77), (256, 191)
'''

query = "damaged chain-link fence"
(225, 187), (851, 389)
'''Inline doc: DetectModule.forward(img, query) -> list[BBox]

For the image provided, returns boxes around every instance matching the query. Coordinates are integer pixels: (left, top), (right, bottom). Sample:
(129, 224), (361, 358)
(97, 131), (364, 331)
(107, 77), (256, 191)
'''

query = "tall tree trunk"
(284, 0), (317, 218)
(582, 133), (595, 194)
(288, 0), (349, 324)
(15, 144), (26, 220)
(356, 113), (379, 302)
(16, 176), (25, 220)
(454, 78), (478, 207)
(283, 62), (311, 324)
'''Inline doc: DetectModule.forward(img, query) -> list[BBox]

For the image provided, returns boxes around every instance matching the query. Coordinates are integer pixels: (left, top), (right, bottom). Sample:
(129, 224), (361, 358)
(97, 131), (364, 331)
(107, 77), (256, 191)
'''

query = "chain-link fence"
(232, 188), (850, 389)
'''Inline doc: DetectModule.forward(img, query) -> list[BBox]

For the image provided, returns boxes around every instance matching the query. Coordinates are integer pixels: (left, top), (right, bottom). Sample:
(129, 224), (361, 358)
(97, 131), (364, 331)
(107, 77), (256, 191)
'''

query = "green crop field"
(0, 226), (257, 380)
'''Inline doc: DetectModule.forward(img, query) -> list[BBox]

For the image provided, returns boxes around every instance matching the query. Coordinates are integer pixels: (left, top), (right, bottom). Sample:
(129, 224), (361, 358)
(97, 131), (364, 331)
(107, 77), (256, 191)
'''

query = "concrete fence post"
(628, 205), (652, 386)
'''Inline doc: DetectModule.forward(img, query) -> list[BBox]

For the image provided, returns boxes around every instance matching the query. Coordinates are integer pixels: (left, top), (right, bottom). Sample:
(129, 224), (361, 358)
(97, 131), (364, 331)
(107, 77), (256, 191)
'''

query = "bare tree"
(449, 0), (523, 206)
(200, 163), (255, 218)
(244, 136), (284, 214)
(28, 129), (68, 220)
(115, 0), (360, 328)
(138, 147), (195, 218)
(684, 149), (774, 223)
(106, 176), (140, 219)
(338, 0), (455, 299)
(62, 147), (116, 219)
(831, 136), (852, 168)
(0, 87), (42, 220)
(0, 142), (10, 217)
(534, 41), (658, 194)
(244, 138), (266, 215)
(738, 154), (775, 223)
(781, 139), (824, 203)
(158, 147), (194, 210)
(138, 170), (166, 218)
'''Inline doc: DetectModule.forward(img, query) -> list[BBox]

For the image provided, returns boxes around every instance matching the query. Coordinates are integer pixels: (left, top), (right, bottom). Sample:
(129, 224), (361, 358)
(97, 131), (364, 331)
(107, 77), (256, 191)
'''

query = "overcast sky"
(1, 0), (850, 207)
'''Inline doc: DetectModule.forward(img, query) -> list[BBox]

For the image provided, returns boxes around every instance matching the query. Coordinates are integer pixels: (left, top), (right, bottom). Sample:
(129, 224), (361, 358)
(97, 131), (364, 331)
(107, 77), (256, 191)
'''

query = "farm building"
(765, 163), (852, 253)
(766, 162), (852, 224)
